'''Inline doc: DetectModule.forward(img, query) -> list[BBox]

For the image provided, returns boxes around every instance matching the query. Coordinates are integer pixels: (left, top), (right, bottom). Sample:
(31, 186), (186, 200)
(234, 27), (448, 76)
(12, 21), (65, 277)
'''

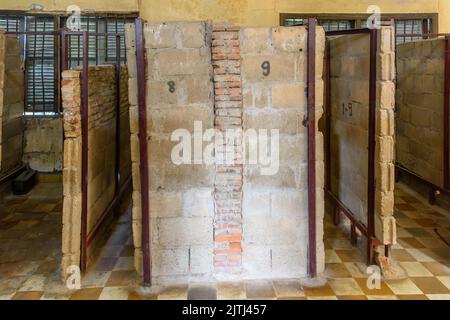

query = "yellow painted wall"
(138, 0), (450, 32)
(0, 0), (139, 12)
(1, 1), (449, 32)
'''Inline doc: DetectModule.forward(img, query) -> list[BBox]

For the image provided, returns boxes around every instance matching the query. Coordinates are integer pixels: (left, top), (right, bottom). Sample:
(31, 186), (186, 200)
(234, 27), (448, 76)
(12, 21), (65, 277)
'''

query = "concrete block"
(190, 245), (213, 274)
(242, 191), (271, 217)
(243, 84), (269, 109)
(144, 23), (177, 49)
(271, 190), (307, 218)
(152, 248), (189, 276)
(243, 216), (306, 245)
(154, 217), (213, 246)
(242, 54), (295, 82)
(149, 191), (183, 218)
(271, 245), (307, 276)
(271, 83), (306, 108)
(240, 27), (272, 54)
(154, 49), (210, 76)
(242, 245), (271, 275)
(181, 22), (207, 48)
(272, 27), (306, 52)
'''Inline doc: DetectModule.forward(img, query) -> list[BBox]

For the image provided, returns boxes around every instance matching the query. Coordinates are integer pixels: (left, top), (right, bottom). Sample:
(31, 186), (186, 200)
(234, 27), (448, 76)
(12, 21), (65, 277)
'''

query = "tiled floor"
(0, 182), (449, 300)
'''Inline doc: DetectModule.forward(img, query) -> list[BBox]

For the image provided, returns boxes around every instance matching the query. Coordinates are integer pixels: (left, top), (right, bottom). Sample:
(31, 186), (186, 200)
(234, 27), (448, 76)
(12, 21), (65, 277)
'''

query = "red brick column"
(212, 25), (243, 274)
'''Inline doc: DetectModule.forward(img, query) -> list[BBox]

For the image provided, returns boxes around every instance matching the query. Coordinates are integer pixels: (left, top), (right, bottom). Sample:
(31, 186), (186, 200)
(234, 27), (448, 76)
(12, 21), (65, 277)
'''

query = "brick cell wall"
(241, 26), (325, 278)
(328, 27), (396, 245)
(211, 25), (244, 275)
(396, 39), (446, 188)
(119, 65), (132, 187)
(23, 117), (63, 173)
(126, 22), (216, 285)
(0, 32), (24, 176)
(61, 65), (132, 273)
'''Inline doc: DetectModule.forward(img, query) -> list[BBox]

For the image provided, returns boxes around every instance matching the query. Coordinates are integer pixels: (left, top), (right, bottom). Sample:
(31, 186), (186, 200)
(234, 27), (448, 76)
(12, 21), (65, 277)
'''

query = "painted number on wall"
(342, 102), (353, 117)
(167, 81), (176, 93)
(261, 61), (271, 76)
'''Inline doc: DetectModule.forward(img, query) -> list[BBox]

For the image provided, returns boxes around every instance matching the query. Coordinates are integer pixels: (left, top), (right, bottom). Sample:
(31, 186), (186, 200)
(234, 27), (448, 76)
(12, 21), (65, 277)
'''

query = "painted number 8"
(261, 61), (271, 76)
(167, 81), (175, 93)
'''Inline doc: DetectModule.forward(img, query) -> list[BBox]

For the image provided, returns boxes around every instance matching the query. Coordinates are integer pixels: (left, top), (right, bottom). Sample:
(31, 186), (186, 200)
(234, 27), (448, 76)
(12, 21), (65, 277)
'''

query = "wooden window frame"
(0, 10), (137, 115)
(280, 13), (438, 34)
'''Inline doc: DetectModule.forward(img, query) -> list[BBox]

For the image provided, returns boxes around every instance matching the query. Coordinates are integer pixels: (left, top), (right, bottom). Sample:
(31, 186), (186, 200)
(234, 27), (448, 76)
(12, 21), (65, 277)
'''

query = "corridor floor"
(0, 182), (449, 300)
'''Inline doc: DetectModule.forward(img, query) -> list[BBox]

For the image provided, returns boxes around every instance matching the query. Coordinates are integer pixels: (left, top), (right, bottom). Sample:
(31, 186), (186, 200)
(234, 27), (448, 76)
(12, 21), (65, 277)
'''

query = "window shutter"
(25, 16), (56, 114)
(395, 20), (424, 44)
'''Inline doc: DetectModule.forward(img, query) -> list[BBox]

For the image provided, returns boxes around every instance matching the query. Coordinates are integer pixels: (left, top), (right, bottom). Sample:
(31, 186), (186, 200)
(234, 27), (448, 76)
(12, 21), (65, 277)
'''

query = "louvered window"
(319, 20), (354, 31)
(0, 14), (134, 116)
(284, 18), (304, 26)
(61, 16), (131, 69)
(395, 19), (427, 44)
(25, 16), (56, 115)
(284, 18), (354, 31)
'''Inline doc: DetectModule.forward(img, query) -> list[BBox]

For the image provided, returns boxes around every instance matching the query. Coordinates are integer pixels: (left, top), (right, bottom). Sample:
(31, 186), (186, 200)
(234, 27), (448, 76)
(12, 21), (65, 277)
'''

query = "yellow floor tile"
(303, 283), (335, 297)
(367, 295), (398, 300)
(437, 276), (450, 290)
(217, 282), (246, 300)
(426, 294), (450, 300)
(355, 278), (394, 296)
(99, 287), (130, 300)
(325, 249), (342, 263)
(399, 262), (434, 277)
(272, 279), (304, 298)
(385, 279), (423, 295)
(328, 278), (364, 296)
(410, 277), (450, 294)
(324, 263), (352, 278)
(157, 285), (188, 300)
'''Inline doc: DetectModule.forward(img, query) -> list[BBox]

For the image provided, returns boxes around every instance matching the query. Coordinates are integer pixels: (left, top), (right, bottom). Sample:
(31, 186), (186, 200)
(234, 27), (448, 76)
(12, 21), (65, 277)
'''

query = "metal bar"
(307, 18), (317, 279)
(22, 16), (28, 115)
(32, 18), (37, 114)
(115, 34), (121, 196)
(80, 31), (89, 273)
(325, 188), (369, 236)
(443, 38), (450, 190)
(41, 19), (46, 112)
(135, 18), (151, 287)
(367, 28), (378, 265)
(325, 41), (332, 190)
(54, 16), (61, 113)
(0, 165), (26, 185)
(95, 17), (99, 65)
(396, 165), (450, 197)
(422, 19), (429, 40)
(60, 30), (68, 71)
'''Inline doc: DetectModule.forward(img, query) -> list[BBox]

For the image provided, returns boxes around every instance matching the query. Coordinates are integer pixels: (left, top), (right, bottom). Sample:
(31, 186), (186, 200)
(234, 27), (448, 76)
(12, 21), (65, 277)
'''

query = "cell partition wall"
(60, 32), (132, 275)
(126, 18), (325, 286)
(0, 31), (24, 181)
(325, 27), (396, 264)
(396, 36), (450, 203)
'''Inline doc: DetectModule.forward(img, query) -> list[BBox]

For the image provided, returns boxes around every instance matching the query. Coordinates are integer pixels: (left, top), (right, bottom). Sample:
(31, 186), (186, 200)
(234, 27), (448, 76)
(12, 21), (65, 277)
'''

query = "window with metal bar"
(395, 19), (427, 44)
(319, 20), (354, 31)
(0, 14), (135, 116)
(61, 16), (132, 69)
(361, 18), (431, 44)
(24, 16), (56, 115)
(284, 18), (354, 31)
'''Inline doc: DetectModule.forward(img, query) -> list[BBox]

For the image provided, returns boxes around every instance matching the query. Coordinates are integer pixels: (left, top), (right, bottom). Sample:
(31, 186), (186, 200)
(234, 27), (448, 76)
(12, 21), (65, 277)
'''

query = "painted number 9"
(261, 61), (271, 76)
(167, 81), (176, 93)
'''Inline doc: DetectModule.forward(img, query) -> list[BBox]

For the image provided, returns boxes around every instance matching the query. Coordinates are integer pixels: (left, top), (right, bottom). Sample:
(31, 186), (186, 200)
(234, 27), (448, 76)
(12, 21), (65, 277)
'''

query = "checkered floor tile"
(0, 182), (449, 300)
